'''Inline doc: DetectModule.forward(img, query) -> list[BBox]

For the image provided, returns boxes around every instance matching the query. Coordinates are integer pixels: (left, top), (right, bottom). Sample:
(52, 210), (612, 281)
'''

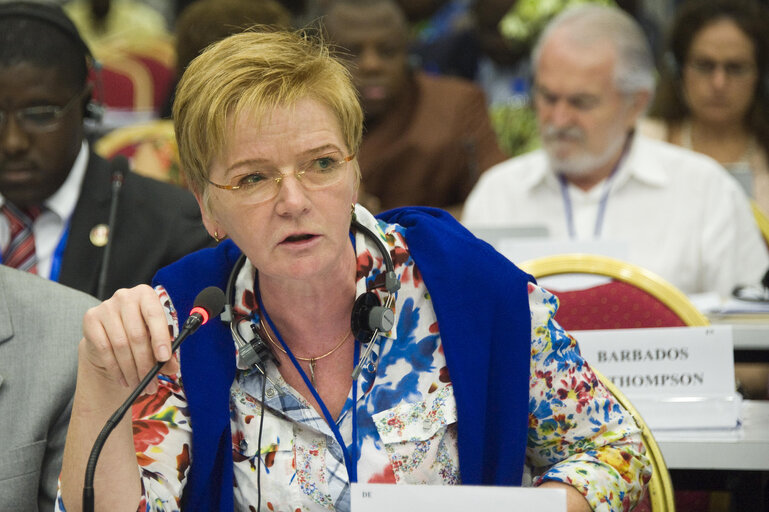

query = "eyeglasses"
(207, 152), (355, 204)
(0, 88), (88, 134)
(686, 58), (756, 79)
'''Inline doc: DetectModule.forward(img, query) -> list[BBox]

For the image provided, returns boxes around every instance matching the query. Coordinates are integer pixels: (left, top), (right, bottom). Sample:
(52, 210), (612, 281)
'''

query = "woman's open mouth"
(282, 233), (317, 243)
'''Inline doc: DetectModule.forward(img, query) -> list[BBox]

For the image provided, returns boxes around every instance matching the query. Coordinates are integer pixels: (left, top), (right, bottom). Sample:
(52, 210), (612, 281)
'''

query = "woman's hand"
(538, 481), (592, 512)
(61, 284), (171, 511)
(81, 284), (177, 396)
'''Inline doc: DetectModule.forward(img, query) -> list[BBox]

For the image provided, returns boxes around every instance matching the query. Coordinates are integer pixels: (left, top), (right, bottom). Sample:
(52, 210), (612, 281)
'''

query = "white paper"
(351, 483), (566, 512)
(573, 325), (735, 395)
(572, 325), (739, 430)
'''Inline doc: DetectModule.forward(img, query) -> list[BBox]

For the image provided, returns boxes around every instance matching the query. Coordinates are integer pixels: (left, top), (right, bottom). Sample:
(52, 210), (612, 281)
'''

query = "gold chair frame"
(94, 119), (176, 159)
(751, 200), (769, 247)
(518, 253), (713, 511)
(519, 253), (710, 327)
(94, 120), (184, 186)
(595, 368), (677, 512)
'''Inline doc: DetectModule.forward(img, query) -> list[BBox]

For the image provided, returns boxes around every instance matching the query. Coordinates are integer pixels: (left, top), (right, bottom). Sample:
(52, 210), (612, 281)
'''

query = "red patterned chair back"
(131, 53), (175, 112)
(91, 36), (176, 115)
(90, 54), (154, 112)
(551, 281), (688, 330)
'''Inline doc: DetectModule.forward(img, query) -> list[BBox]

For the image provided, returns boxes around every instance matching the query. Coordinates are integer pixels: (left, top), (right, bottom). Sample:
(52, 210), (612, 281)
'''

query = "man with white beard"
(462, 4), (768, 298)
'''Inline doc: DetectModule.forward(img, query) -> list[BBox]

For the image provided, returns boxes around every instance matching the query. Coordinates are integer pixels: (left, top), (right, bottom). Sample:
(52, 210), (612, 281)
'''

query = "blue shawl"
(153, 206), (534, 511)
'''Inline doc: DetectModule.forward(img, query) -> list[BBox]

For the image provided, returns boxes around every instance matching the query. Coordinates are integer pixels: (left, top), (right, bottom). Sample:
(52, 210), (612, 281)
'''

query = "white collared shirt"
(462, 133), (769, 297)
(0, 141), (89, 279)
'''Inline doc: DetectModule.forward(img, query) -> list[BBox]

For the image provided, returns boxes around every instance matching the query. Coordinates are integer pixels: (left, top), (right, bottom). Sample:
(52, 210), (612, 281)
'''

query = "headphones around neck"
(223, 217), (400, 377)
(0, 1), (104, 125)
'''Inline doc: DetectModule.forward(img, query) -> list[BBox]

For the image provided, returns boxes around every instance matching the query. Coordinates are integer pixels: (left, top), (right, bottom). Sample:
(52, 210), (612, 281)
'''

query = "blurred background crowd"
(30, 0), (767, 221)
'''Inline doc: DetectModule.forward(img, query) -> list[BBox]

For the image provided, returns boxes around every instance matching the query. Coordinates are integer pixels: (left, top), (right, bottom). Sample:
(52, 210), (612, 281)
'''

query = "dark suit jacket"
(58, 152), (213, 299)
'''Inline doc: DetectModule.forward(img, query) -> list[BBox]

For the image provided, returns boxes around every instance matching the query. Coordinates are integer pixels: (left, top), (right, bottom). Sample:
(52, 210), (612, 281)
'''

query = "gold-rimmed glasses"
(207, 152), (355, 204)
(0, 88), (88, 134)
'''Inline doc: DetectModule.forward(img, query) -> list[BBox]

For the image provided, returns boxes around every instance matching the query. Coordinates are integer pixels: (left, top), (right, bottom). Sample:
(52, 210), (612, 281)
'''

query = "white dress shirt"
(0, 141), (89, 279)
(462, 133), (769, 297)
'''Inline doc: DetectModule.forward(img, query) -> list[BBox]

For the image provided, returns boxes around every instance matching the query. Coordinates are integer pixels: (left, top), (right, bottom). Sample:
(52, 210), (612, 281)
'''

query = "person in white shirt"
(462, 3), (769, 298)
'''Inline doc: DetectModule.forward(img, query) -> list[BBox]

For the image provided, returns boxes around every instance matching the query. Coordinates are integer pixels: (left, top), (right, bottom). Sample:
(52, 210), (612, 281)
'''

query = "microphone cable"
(256, 377), (266, 512)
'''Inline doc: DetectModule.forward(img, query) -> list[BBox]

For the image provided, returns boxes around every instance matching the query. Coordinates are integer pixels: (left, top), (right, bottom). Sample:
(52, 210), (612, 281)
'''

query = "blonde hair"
(173, 28), (363, 199)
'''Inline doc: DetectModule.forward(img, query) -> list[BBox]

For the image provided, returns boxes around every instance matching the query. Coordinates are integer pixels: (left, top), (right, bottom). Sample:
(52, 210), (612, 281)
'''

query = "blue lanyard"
(558, 174), (615, 239)
(255, 288), (360, 483)
(49, 222), (70, 282)
(1, 217), (69, 281)
(558, 137), (631, 239)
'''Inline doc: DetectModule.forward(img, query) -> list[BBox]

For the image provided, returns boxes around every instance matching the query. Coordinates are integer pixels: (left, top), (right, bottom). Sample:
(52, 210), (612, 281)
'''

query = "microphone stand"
(96, 157), (126, 301)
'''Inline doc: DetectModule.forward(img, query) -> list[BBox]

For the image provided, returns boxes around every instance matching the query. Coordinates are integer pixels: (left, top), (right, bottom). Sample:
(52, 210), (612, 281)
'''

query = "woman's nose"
(273, 172), (311, 215)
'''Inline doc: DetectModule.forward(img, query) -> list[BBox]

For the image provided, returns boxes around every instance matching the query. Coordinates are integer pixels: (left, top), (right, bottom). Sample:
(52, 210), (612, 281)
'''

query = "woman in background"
(644, 0), (769, 214)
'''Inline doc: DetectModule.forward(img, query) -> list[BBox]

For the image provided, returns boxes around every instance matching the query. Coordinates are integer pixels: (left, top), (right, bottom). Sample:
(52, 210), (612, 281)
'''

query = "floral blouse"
(56, 207), (650, 512)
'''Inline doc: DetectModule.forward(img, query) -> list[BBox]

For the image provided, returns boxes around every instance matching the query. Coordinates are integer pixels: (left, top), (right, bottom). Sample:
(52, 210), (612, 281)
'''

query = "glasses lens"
(228, 171), (276, 203)
(689, 58), (755, 78)
(300, 153), (349, 189)
(20, 106), (62, 131)
(17, 89), (85, 133)
(724, 62), (754, 77)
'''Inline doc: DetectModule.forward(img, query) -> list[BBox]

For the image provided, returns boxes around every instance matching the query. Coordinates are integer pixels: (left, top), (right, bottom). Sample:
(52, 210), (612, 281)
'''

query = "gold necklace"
(260, 317), (352, 385)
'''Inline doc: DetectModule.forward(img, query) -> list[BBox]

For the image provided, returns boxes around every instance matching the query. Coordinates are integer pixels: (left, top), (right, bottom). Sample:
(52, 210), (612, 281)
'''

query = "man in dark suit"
(0, 265), (99, 511)
(0, 2), (212, 299)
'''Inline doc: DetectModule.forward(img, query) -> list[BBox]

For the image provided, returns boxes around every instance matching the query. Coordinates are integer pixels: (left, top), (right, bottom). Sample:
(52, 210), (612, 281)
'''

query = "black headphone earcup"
(351, 292), (379, 342)
(85, 101), (104, 123)
(351, 291), (395, 343)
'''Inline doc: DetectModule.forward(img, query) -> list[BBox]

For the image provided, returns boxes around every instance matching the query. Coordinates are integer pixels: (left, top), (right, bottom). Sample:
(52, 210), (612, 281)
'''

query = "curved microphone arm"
(82, 287), (225, 512)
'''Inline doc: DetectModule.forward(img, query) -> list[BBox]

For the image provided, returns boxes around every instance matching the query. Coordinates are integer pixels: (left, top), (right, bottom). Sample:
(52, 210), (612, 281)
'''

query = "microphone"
(82, 286), (226, 512)
(732, 268), (769, 302)
(96, 156), (128, 300)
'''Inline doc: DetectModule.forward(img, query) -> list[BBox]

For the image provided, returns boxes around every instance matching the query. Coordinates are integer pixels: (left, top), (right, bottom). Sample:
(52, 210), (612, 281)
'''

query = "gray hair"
(531, 4), (655, 96)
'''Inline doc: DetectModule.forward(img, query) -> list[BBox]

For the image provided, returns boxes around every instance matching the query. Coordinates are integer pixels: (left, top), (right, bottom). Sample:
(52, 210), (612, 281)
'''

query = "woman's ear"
(194, 191), (224, 240)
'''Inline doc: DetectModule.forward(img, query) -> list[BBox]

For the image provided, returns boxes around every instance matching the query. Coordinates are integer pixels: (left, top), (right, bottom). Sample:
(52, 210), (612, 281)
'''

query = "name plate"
(351, 483), (566, 511)
(573, 325), (740, 430)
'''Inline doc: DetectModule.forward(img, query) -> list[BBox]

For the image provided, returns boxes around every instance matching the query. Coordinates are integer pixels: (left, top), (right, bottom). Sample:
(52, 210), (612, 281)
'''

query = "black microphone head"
(762, 268), (769, 289)
(193, 286), (226, 319)
(110, 155), (129, 182)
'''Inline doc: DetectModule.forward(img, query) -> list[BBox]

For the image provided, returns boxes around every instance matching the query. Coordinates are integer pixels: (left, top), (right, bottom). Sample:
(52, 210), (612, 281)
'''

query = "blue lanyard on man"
(558, 173), (616, 238)
(0, 215), (70, 281)
(558, 135), (632, 239)
(48, 223), (70, 282)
